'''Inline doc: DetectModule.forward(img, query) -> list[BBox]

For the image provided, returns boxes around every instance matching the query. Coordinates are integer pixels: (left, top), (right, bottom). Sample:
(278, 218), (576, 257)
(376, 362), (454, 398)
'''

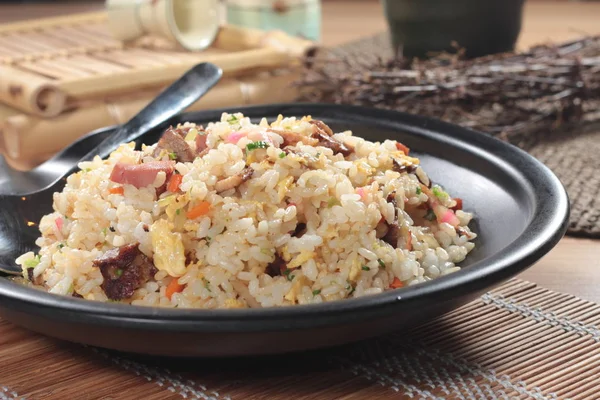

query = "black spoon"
(0, 62), (222, 275)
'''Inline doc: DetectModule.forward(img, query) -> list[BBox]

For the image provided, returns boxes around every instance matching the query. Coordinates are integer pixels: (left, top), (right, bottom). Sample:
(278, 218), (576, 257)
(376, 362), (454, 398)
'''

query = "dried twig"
(295, 36), (600, 142)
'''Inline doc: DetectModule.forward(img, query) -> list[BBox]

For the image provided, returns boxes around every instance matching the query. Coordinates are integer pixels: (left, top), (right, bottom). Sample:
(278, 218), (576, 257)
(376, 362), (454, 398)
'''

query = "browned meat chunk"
(392, 158), (417, 174)
(26, 268), (43, 285)
(386, 191), (398, 210)
(153, 127), (195, 162)
(382, 191), (403, 248)
(309, 120), (334, 136)
(291, 222), (307, 238)
(215, 167), (254, 193)
(94, 243), (157, 300)
(382, 221), (402, 248)
(311, 129), (354, 157)
(265, 254), (286, 277)
(170, 125), (194, 137)
(269, 129), (318, 148)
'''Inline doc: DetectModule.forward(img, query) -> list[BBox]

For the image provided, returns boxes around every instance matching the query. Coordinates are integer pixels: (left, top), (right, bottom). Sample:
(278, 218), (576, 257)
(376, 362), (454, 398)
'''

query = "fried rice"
(16, 113), (477, 309)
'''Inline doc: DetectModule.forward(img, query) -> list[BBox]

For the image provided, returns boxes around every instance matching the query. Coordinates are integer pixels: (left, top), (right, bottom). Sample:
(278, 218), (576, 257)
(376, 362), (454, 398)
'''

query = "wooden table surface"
(1, 1), (600, 302)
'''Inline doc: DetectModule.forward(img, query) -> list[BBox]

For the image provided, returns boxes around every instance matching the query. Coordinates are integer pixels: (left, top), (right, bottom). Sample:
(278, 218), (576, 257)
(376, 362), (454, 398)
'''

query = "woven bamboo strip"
(58, 46), (293, 98)
(16, 60), (71, 80)
(34, 59), (94, 78)
(63, 55), (129, 75)
(0, 11), (106, 34)
(0, 36), (36, 56)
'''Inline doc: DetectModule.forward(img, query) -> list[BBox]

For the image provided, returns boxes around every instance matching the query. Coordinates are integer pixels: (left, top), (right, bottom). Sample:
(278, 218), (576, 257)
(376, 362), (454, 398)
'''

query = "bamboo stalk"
(1, 72), (299, 169)
(0, 65), (66, 117)
(213, 24), (318, 59)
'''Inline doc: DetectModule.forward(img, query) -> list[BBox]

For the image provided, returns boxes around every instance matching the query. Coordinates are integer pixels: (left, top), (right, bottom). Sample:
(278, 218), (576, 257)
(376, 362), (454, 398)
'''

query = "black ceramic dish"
(0, 104), (569, 357)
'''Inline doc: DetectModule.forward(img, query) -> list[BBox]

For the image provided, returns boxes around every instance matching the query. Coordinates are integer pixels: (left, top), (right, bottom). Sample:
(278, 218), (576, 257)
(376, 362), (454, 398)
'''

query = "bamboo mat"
(1, 278), (600, 399)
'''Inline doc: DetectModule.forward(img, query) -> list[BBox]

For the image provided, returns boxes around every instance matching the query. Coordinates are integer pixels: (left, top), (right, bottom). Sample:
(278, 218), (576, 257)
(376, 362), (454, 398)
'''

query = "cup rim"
(164, 0), (221, 51)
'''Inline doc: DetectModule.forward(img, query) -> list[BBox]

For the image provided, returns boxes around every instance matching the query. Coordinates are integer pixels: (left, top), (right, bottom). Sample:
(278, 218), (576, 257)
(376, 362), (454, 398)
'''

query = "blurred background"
(1, 0), (599, 170)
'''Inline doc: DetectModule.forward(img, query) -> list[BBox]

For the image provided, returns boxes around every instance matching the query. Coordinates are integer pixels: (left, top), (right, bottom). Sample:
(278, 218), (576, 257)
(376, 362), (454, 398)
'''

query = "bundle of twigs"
(296, 36), (600, 143)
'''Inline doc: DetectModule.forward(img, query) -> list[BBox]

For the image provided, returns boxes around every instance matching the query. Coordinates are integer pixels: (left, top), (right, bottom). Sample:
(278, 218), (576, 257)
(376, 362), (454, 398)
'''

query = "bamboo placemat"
(0, 12), (314, 117)
(1, 278), (599, 399)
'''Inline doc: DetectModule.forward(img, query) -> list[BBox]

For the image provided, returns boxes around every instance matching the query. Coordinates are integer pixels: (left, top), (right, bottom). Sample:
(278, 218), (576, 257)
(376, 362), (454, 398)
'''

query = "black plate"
(0, 103), (569, 357)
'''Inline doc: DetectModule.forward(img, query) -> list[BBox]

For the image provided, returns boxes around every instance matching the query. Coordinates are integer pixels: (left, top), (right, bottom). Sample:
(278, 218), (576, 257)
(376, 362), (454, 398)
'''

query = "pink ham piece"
(225, 131), (246, 144)
(109, 161), (175, 189)
(195, 132), (208, 154)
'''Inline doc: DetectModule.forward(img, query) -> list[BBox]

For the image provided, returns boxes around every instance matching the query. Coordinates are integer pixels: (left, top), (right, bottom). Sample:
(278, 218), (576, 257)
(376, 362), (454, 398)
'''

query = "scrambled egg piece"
(355, 161), (375, 176)
(284, 275), (309, 303)
(287, 251), (315, 270)
(349, 259), (361, 282)
(224, 298), (246, 309)
(277, 176), (294, 202)
(150, 219), (186, 277)
(164, 193), (190, 221)
(280, 245), (292, 262)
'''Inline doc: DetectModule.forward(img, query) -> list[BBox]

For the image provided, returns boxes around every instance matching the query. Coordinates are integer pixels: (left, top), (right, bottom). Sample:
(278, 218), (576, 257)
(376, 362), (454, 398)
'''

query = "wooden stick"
(213, 24), (318, 59)
(0, 65), (66, 117)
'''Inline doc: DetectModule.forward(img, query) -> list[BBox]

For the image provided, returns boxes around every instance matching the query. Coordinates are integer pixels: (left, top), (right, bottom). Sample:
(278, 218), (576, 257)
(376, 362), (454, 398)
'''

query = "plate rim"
(0, 102), (570, 332)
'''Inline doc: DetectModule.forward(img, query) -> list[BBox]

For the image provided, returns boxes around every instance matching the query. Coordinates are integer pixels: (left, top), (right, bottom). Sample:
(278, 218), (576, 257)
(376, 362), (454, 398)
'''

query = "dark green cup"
(381, 0), (525, 58)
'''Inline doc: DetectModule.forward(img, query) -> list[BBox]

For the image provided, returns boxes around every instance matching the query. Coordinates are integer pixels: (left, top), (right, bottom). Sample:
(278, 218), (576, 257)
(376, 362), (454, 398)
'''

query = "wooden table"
(1, 0), (600, 302)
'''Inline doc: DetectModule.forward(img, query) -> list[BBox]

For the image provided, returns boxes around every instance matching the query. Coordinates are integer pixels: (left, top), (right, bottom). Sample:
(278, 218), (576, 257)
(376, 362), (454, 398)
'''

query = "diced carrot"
(390, 277), (404, 289)
(395, 142), (410, 155)
(451, 198), (463, 211)
(166, 279), (185, 300)
(186, 201), (211, 219)
(108, 187), (124, 195)
(406, 234), (413, 251)
(167, 173), (183, 193)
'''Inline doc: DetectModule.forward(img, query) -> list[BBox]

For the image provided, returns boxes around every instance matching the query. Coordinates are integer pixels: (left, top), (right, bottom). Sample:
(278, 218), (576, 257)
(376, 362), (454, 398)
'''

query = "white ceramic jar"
(106, 0), (221, 51)
(226, 0), (321, 42)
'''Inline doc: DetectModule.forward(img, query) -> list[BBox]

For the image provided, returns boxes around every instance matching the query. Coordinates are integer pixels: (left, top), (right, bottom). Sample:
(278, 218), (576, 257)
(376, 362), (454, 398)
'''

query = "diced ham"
(110, 161), (175, 189)
(153, 127), (195, 162)
(196, 132), (208, 155)
(420, 184), (461, 227)
(225, 131), (246, 145)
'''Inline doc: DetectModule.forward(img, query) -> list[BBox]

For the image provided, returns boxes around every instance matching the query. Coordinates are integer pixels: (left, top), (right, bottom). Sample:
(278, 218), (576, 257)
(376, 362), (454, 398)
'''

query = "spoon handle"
(79, 63), (222, 163)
